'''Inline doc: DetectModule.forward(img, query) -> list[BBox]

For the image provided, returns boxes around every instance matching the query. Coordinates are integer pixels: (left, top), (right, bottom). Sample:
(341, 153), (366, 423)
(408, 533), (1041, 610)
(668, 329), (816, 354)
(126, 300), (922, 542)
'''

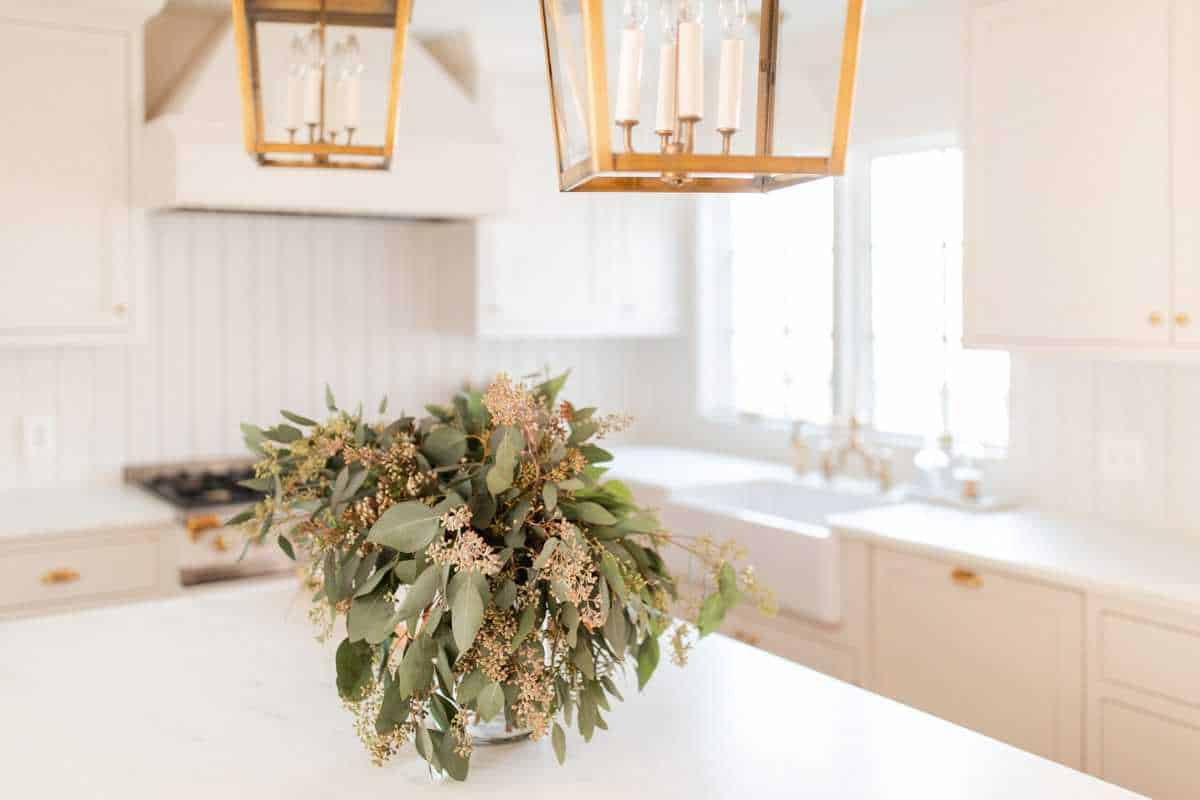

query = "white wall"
(0, 212), (642, 489)
(1008, 356), (1200, 529)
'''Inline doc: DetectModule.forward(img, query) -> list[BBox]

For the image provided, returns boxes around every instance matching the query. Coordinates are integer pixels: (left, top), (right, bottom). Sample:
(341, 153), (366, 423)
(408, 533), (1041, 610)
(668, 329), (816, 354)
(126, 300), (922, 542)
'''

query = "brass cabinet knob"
(1149, 312), (1165, 326)
(950, 568), (983, 589)
(41, 568), (81, 585)
(113, 303), (128, 315)
(1176, 312), (1191, 327)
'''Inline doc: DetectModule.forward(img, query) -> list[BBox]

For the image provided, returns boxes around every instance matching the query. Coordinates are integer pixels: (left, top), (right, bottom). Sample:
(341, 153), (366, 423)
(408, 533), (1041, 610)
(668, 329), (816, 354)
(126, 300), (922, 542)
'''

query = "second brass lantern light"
(539, 0), (865, 193)
(232, 0), (412, 170)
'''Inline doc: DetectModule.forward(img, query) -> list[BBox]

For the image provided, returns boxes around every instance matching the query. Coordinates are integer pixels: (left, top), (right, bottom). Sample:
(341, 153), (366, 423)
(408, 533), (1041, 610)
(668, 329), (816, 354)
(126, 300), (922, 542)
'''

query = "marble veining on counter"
(0, 485), (178, 541)
(0, 581), (1139, 799)
(830, 503), (1200, 610)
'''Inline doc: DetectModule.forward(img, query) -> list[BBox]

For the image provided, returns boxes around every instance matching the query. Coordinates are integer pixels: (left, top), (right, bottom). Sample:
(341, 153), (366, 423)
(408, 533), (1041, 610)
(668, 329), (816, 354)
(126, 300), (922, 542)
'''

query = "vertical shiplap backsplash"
(0, 211), (641, 489)
(1007, 353), (1200, 530)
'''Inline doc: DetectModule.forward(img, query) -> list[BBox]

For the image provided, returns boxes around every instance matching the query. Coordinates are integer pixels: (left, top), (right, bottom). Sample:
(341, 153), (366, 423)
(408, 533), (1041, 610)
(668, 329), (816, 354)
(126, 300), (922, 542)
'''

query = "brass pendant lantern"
(231, 0), (412, 170)
(538, 0), (864, 193)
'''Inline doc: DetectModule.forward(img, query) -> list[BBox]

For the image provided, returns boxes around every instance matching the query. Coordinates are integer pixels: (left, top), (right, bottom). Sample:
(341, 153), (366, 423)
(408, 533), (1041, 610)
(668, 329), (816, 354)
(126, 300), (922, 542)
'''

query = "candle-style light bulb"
(717, 0), (747, 138)
(654, 1), (679, 136)
(285, 33), (307, 136)
(301, 27), (323, 129)
(614, 0), (649, 126)
(338, 35), (363, 138)
(676, 0), (705, 122)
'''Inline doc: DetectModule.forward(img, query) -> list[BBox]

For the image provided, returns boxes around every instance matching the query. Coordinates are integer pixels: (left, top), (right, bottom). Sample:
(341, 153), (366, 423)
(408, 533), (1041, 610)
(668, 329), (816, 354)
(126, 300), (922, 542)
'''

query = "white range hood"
(140, 20), (505, 218)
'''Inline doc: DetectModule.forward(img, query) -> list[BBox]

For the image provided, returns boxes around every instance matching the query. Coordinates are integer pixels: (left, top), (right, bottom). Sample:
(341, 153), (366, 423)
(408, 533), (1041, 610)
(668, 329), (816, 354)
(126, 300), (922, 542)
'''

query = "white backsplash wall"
(1007, 354), (1200, 530)
(0, 211), (642, 489)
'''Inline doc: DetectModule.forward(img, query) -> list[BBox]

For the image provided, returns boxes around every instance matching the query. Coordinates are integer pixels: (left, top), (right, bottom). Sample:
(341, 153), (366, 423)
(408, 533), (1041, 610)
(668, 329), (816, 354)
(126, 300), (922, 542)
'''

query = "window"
(868, 149), (1009, 447)
(715, 144), (1010, 449)
(728, 180), (835, 423)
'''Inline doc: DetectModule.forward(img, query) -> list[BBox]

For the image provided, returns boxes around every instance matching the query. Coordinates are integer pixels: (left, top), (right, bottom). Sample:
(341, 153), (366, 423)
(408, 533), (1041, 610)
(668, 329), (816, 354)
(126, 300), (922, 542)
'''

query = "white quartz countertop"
(605, 445), (792, 491)
(0, 581), (1139, 799)
(830, 503), (1200, 610)
(0, 485), (178, 541)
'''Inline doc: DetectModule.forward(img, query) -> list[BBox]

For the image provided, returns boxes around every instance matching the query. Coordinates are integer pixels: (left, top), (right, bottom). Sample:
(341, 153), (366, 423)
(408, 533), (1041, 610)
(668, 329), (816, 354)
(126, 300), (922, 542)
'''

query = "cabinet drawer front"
(1099, 701), (1200, 800)
(0, 536), (160, 611)
(1100, 611), (1200, 707)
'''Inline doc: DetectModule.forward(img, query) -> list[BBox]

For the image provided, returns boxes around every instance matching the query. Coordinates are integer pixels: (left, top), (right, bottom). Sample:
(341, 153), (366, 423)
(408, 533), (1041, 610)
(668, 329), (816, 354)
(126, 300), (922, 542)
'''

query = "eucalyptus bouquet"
(234, 372), (772, 780)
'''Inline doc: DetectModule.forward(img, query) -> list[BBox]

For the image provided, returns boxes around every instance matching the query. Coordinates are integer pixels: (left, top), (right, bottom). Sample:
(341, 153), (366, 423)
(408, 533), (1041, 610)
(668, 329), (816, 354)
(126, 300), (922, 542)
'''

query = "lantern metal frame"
(538, 0), (865, 193)
(231, 0), (412, 170)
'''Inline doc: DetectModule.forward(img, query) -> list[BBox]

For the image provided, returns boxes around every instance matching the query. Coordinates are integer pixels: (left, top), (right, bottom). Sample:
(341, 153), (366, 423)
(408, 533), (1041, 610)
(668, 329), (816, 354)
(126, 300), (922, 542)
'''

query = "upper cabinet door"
(0, 15), (140, 345)
(1171, 0), (1200, 347)
(965, 0), (1172, 349)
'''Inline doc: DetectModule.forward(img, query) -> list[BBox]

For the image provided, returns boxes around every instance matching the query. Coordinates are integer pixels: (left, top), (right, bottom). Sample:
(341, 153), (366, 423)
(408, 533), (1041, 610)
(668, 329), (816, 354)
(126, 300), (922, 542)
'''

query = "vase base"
(467, 718), (532, 745)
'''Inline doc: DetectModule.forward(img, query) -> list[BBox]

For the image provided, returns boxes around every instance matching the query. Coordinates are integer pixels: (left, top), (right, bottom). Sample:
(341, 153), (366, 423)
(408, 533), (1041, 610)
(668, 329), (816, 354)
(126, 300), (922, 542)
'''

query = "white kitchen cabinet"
(964, 0), (1176, 351)
(449, 81), (682, 339)
(0, 1), (160, 346)
(869, 547), (1084, 768)
(0, 525), (179, 620)
(1087, 596), (1200, 799)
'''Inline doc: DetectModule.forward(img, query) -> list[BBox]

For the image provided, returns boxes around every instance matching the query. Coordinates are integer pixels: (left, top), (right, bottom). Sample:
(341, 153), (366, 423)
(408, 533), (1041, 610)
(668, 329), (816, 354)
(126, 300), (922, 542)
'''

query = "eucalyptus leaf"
(636, 635), (660, 691)
(697, 592), (727, 638)
(600, 551), (628, 601)
(494, 578), (518, 610)
(436, 726), (470, 781)
(604, 600), (627, 659)
(563, 501), (617, 526)
(452, 583), (484, 654)
(276, 536), (296, 561)
(510, 602), (538, 651)
(422, 425), (468, 467)
(335, 638), (373, 700)
(542, 482), (558, 512)
(367, 501), (441, 553)
(532, 538), (559, 570)
(718, 562), (741, 606)
(395, 563), (440, 619)
(396, 636), (437, 699)
(347, 591), (396, 645)
(456, 669), (487, 706)
(477, 681), (505, 721)
(325, 384), (337, 411)
(375, 678), (410, 734)
(486, 426), (522, 496)
(552, 722), (567, 765)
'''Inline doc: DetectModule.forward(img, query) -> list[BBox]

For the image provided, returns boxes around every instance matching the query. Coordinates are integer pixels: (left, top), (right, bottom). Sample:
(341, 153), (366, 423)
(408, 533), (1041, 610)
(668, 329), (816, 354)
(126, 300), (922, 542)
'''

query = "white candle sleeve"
(303, 71), (321, 125)
(717, 38), (745, 131)
(655, 43), (677, 133)
(343, 76), (361, 130)
(615, 28), (646, 124)
(286, 76), (304, 130)
(677, 20), (704, 120)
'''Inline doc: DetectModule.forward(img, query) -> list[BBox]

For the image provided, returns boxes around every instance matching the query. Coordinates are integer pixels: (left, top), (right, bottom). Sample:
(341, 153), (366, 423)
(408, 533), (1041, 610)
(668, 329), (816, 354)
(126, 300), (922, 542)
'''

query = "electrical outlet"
(22, 415), (56, 462)
(1097, 433), (1145, 483)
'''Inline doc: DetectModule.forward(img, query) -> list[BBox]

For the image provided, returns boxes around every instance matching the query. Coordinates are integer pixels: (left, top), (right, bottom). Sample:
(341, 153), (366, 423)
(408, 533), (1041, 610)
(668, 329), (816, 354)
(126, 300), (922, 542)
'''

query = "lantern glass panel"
(543, 0), (595, 173)
(771, 0), (846, 156)
(246, 8), (402, 167)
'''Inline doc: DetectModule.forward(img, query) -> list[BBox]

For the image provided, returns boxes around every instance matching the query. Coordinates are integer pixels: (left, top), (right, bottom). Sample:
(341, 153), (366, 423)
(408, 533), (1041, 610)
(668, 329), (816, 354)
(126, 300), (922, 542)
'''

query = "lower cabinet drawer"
(1097, 700), (1200, 800)
(1099, 610), (1200, 708)
(0, 534), (161, 612)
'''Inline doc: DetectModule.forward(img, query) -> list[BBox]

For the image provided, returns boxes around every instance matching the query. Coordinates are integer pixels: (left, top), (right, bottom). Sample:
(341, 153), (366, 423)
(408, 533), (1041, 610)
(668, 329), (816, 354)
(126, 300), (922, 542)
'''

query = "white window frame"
(699, 132), (1007, 456)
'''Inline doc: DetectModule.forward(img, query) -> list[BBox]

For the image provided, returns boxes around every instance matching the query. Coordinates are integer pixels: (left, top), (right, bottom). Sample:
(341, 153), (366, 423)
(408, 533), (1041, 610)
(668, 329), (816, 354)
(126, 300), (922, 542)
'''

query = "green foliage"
(236, 371), (766, 782)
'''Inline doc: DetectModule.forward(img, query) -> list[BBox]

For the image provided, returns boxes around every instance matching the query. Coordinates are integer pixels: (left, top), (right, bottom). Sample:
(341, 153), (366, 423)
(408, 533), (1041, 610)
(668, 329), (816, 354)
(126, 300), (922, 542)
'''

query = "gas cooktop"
(126, 460), (265, 511)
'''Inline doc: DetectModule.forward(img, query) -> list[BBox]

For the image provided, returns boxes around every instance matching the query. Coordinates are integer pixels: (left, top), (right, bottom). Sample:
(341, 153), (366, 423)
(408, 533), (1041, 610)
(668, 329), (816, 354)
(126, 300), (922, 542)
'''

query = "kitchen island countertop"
(0, 580), (1139, 799)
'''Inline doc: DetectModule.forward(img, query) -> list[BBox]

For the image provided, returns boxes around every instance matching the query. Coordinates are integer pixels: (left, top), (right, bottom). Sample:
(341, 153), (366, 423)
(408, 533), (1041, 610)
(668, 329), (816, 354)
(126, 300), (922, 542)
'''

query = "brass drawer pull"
(186, 514), (222, 542)
(41, 568), (81, 586)
(1149, 311), (1165, 327)
(733, 630), (763, 647)
(950, 568), (983, 589)
(1176, 312), (1191, 327)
